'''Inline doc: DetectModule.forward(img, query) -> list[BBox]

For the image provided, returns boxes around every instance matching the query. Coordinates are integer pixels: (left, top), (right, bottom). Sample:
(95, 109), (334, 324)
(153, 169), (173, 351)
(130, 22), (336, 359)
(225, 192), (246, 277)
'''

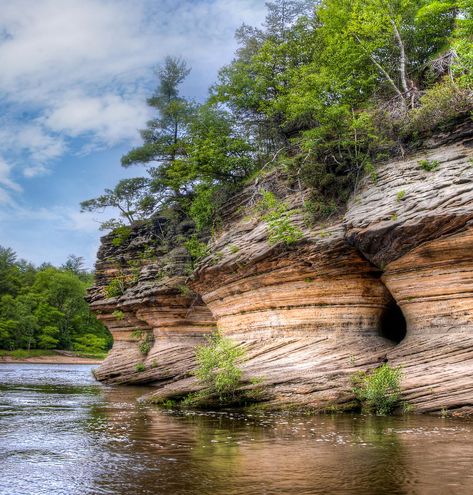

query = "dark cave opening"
(379, 300), (407, 344)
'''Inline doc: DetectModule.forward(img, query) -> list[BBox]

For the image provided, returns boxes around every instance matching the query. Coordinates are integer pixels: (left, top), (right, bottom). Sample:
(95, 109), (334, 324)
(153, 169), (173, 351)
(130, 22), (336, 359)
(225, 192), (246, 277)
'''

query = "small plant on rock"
(418, 159), (440, 172)
(134, 329), (154, 356)
(135, 362), (146, 372)
(112, 310), (125, 320)
(111, 225), (132, 247)
(104, 278), (126, 298)
(184, 235), (209, 268)
(139, 340), (152, 356)
(396, 190), (406, 202)
(131, 329), (144, 340)
(352, 364), (403, 415)
(194, 332), (244, 404)
(256, 190), (303, 246)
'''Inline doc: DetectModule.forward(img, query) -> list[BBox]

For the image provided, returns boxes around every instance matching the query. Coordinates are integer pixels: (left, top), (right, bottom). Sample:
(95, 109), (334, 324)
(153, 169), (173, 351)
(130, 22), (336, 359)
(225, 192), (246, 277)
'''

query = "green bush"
(135, 362), (146, 372)
(189, 184), (217, 231)
(418, 159), (440, 172)
(352, 364), (403, 415)
(139, 340), (152, 356)
(256, 191), (303, 246)
(131, 329), (144, 340)
(194, 332), (244, 403)
(396, 190), (406, 202)
(104, 278), (125, 298)
(112, 310), (124, 320)
(111, 226), (132, 247)
(406, 82), (473, 136)
(177, 284), (193, 297)
(184, 235), (209, 267)
(304, 199), (337, 221)
(72, 333), (108, 354)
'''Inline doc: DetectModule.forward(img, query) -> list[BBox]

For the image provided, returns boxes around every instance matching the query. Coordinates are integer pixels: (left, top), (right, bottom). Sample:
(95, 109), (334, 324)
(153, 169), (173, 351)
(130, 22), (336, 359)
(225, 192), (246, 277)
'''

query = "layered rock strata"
(88, 217), (215, 385)
(344, 122), (473, 413)
(89, 122), (473, 414)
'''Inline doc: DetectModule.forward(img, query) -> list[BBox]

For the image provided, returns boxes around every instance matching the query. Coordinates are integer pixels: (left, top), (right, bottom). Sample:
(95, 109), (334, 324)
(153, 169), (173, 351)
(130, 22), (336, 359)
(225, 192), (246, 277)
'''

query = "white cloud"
(43, 93), (150, 146)
(65, 209), (111, 234)
(0, 0), (268, 265)
(0, 157), (21, 205)
(0, 158), (21, 192)
(0, 0), (266, 182)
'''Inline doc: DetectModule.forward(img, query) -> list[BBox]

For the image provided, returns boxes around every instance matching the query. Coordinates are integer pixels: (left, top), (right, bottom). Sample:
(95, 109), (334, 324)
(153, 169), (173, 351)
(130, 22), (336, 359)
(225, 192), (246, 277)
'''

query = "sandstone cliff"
(88, 122), (473, 415)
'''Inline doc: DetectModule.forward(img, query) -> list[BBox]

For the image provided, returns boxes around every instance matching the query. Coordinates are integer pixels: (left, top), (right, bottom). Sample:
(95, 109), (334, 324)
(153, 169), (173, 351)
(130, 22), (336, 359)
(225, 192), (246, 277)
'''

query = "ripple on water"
(1, 363), (473, 495)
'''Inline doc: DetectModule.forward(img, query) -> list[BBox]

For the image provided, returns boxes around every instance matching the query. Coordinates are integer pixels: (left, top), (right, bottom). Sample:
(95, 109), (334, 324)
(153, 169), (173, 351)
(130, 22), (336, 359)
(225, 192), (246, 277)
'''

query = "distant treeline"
(0, 246), (111, 354)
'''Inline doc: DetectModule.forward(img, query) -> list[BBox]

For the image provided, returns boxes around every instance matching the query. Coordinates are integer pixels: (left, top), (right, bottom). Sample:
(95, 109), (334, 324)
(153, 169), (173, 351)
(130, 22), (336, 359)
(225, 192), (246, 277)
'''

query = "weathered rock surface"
(89, 122), (473, 414)
(88, 217), (215, 385)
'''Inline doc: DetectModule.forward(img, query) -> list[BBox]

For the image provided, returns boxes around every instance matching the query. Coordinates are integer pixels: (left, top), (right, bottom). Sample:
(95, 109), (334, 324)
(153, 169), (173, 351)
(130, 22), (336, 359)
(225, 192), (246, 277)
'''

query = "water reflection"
(1, 364), (473, 495)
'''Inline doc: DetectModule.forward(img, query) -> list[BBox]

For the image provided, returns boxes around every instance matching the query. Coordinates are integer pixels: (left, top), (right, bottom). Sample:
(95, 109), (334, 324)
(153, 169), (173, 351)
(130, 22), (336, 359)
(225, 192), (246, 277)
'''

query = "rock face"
(88, 217), (215, 385)
(88, 122), (473, 414)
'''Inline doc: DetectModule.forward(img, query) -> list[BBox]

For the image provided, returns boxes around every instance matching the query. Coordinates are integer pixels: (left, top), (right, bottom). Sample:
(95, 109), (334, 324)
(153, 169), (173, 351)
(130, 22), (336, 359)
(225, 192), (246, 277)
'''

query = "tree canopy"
(81, 0), (472, 235)
(0, 249), (111, 354)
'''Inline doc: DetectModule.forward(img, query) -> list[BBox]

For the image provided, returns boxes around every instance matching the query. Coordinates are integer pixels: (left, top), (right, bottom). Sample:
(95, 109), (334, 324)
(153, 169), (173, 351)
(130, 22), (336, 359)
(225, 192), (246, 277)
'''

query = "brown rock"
(89, 123), (473, 415)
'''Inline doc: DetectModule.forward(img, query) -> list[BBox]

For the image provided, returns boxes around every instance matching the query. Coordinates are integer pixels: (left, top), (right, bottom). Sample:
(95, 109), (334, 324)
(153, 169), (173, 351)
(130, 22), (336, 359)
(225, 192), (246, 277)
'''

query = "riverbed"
(1, 364), (473, 495)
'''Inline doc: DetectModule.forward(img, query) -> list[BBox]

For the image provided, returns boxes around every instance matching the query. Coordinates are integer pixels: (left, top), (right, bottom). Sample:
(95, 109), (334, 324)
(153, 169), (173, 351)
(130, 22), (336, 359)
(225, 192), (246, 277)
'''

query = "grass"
(0, 349), (56, 359)
(73, 351), (108, 360)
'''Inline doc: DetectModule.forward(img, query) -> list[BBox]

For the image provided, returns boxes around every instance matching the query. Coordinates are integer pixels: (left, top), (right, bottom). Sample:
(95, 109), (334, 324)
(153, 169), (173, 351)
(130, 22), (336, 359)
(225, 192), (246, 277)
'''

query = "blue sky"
(0, 0), (267, 268)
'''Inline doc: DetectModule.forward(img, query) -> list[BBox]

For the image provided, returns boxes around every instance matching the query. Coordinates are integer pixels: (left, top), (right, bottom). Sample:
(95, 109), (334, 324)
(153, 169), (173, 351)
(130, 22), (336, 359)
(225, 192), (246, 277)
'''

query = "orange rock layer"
(89, 123), (473, 414)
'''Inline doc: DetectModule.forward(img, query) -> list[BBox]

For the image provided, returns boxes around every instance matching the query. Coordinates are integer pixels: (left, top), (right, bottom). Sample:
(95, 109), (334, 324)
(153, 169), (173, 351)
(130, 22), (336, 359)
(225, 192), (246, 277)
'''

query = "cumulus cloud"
(43, 93), (150, 147)
(0, 0), (267, 266)
(0, 0), (266, 182)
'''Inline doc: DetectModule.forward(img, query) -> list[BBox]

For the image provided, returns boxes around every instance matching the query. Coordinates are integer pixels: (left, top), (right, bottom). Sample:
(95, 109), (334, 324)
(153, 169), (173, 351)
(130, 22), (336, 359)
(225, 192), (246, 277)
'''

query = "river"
(1, 364), (473, 495)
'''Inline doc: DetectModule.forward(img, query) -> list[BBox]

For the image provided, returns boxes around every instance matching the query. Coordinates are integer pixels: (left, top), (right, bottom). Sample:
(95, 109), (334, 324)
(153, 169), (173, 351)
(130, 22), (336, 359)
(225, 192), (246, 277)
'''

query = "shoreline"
(0, 351), (104, 365)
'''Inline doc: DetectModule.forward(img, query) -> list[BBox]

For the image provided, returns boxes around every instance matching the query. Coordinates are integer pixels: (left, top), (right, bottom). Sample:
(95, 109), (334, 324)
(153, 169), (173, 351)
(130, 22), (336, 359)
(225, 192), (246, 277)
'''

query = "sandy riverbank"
(0, 351), (104, 365)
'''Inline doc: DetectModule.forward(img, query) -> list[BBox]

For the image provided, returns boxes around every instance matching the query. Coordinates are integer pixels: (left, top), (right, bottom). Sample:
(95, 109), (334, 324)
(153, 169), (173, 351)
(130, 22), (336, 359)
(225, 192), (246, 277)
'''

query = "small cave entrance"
(379, 299), (407, 344)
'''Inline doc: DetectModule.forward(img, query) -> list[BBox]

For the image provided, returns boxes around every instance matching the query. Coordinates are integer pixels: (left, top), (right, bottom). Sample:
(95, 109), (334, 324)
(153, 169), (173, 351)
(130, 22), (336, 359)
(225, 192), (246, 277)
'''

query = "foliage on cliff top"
(82, 0), (472, 236)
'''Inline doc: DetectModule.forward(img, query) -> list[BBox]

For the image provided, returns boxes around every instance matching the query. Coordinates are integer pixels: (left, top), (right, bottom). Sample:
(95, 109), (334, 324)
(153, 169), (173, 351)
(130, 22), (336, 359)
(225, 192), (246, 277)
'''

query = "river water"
(1, 364), (473, 495)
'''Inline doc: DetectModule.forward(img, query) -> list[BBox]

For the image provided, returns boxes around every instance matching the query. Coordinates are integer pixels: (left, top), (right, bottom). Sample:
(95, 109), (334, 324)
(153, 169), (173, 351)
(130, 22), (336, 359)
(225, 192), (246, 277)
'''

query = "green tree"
(453, 0), (473, 86)
(315, 0), (457, 109)
(121, 57), (194, 173)
(37, 326), (60, 350)
(0, 246), (20, 296)
(212, 0), (316, 150)
(0, 248), (111, 354)
(80, 177), (157, 228)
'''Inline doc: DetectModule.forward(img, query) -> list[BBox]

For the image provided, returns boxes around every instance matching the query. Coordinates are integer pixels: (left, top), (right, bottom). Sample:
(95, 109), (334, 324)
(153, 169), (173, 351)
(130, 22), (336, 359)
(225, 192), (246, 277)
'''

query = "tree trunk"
(390, 19), (410, 103)
(353, 34), (406, 107)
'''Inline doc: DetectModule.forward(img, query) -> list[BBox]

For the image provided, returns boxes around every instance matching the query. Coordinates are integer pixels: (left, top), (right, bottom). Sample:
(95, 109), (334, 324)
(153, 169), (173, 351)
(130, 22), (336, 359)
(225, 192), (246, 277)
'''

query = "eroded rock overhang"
(88, 123), (473, 414)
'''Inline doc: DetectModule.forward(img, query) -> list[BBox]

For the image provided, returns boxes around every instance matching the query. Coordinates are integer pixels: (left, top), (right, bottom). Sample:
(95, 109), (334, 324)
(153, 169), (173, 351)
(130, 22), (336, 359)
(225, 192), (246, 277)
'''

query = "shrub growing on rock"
(135, 362), (146, 372)
(256, 191), (303, 246)
(352, 364), (403, 415)
(194, 332), (244, 404)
